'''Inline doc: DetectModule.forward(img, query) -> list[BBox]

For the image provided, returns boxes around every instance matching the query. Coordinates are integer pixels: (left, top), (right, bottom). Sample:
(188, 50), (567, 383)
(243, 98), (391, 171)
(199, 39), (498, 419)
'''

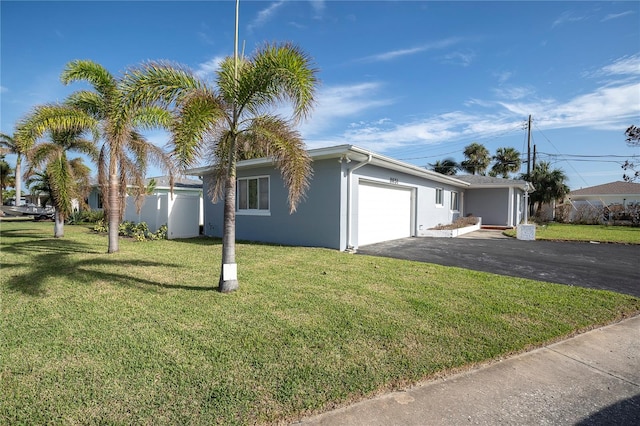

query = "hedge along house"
(189, 145), (490, 251)
(455, 175), (529, 228)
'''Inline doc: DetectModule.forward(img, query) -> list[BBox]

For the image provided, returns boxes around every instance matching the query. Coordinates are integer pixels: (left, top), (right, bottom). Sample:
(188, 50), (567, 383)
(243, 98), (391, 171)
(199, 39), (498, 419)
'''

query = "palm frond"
(16, 104), (99, 146)
(245, 116), (311, 212)
(244, 42), (319, 123)
(64, 90), (107, 119)
(61, 60), (118, 100)
(122, 61), (205, 110)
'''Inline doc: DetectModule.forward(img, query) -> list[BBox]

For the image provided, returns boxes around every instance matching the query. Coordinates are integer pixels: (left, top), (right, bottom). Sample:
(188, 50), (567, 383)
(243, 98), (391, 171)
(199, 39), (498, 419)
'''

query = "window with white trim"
(451, 191), (459, 211)
(435, 188), (443, 206)
(237, 176), (270, 213)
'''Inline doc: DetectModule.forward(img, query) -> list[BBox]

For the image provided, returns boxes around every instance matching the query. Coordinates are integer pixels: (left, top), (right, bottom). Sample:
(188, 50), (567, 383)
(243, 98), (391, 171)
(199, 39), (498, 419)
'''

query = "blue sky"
(2, 1), (639, 190)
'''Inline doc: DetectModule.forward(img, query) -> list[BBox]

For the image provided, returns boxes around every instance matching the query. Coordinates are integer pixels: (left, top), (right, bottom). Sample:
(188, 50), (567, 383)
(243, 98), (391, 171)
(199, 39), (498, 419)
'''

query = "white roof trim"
(186, 144), (470, 187)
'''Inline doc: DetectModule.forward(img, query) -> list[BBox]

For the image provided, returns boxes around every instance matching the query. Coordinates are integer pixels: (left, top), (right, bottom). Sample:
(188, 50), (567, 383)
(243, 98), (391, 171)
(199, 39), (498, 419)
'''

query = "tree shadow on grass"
(3, 238), (215, 296)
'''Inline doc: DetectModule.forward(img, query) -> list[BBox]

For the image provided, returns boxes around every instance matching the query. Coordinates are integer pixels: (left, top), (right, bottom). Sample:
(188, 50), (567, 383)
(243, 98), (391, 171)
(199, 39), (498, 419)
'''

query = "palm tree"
(430, 158), (459, 175)
(490, 147), (521, 178)
(122, 42), (318, 292)
(61, 60), (175, 252)
(22, 114), (97, 237)
(25, 170), (52, 208)
(0, 156), (13, 205)
(461, 142), (490, 175)
(0, 132), (29, 206)
(523, 161), (569, 216)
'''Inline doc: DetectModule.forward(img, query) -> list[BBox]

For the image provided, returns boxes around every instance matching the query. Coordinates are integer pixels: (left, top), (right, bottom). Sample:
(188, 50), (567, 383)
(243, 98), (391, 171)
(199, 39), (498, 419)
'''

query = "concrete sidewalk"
(298, 315), (640, 425)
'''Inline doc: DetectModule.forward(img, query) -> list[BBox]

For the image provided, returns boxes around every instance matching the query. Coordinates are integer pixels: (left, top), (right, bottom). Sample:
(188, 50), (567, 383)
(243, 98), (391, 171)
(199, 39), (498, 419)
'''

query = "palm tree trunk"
(219, 140), (239, 293)
(107, 173), (119, 253)
(15, 156), (22, 206)
(54, 210), (64, 238)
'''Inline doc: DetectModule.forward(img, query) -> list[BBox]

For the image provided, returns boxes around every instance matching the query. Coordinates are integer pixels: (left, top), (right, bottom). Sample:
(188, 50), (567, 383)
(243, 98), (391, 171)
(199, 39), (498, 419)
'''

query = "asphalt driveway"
(357, 232), (640, 298)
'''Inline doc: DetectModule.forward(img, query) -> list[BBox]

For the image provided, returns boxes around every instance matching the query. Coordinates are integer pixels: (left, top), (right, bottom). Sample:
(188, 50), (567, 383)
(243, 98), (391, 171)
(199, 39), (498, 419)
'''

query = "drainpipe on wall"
(346, 153), (373, 252)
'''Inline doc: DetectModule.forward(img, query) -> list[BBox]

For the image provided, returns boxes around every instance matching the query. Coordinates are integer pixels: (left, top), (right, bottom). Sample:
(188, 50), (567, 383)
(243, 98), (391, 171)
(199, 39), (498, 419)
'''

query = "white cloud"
(247, 1), (286, 33)
(601, 10), (635, 22)
(309, 0), (325, 17)
(600, 54), (640, 76)
(358, 38), (462, 63)
(441, 50), (475, 67)
(0, 86), (7, 94)
(299, 82), (393, 139)
(552, 11), (587, 28)
(494, 71), (512, 84)
(306, 79), (640, 154)
(194, 56), (226, 79)
(493, 86), (536, 101)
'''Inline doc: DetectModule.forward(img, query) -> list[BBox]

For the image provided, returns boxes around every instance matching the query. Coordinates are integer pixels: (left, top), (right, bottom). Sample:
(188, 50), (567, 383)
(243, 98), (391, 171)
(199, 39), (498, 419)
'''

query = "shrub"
(572, 204), (603, 225)
(116, 221), (167, 241)
(67, 210), (105, 225)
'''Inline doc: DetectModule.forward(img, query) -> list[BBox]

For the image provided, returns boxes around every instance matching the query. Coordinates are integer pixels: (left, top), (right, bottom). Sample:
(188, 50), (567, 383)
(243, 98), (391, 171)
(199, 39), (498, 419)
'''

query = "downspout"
(346, 154), (373, 251)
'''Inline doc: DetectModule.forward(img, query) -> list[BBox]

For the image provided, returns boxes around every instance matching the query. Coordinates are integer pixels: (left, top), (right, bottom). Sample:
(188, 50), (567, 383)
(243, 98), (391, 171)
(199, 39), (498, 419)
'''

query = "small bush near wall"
(92, 220), (168, 241)
(67, 210), (105, 225)
(572, 204), (603, 225)
(554, 204), (572, 223)
(431, 216), (479, 230)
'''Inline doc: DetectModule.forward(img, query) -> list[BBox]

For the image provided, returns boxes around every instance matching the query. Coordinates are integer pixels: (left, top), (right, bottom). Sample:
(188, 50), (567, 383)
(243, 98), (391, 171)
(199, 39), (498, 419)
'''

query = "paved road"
(357, 232), (640, 298)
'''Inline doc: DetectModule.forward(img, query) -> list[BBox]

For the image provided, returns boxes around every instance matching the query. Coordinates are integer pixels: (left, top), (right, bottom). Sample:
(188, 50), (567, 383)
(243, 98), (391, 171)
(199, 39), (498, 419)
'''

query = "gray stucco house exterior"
(455, 175), (528, 228)
(188, 145), (528, 251)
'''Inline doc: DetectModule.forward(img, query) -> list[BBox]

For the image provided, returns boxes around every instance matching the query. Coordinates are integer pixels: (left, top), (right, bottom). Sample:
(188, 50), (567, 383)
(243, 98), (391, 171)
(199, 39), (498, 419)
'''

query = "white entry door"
(357, 181), (412, 246)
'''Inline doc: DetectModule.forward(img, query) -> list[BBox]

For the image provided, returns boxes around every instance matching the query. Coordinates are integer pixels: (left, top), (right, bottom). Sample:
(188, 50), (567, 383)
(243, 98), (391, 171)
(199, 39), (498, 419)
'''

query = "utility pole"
(532, 144), (537, 171)
(526, 114), (532, 177)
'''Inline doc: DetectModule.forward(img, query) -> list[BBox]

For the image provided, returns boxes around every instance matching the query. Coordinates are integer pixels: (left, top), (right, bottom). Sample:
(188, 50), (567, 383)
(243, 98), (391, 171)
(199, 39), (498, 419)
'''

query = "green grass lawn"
(503, 223), (640, 244)
(2, 221), (639, 425)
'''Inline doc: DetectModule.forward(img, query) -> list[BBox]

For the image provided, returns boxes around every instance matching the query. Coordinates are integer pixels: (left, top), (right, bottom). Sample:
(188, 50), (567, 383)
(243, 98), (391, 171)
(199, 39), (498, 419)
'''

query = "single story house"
(454, 175), (529, 228)
(187, 145), (529, 251)
(565, 181), (640, 222)
(567, 181), (640, 208)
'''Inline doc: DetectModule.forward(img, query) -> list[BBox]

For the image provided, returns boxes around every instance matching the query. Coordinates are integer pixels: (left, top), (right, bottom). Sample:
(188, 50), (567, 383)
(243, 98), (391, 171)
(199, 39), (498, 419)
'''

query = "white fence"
(124, 194), (201, 239)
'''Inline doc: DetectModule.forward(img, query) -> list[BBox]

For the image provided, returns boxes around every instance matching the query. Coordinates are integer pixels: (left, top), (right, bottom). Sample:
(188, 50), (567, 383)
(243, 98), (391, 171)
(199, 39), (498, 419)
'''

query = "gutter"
(345, 152), (373, 251)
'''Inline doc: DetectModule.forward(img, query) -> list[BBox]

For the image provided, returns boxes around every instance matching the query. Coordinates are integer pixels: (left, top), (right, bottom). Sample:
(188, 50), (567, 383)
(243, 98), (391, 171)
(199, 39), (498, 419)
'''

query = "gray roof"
(569, 181), (640, 196)
(146, 176), (202, 189)
(454, 175), (528, 187)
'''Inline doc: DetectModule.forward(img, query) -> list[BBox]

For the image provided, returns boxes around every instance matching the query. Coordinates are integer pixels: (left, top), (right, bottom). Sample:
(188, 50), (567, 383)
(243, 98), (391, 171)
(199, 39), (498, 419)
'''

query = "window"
(435, 188), (443, 206)
(451, 191), (459, 211)
(237, 176), (269, 214)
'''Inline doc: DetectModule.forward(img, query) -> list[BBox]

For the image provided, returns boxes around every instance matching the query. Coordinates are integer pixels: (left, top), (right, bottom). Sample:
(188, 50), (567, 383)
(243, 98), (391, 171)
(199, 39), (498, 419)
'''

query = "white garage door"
(358, 182), (412, 246)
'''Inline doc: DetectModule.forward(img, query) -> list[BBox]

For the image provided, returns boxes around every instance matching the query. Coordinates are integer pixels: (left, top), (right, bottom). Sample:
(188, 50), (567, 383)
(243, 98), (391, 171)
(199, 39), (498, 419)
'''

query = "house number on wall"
(389, 177), (399, 184)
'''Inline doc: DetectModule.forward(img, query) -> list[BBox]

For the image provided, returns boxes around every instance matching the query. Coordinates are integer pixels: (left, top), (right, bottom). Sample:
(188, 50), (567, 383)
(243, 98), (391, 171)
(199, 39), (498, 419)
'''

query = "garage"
(357, 181), (413, 246)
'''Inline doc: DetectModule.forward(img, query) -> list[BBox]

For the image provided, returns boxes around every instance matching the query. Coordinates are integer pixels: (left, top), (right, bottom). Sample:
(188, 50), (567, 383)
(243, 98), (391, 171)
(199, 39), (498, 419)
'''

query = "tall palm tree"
(490, 147), (521, 178)
(0, 132), (29, 206)
(523, 161), (569, 216)
(61, 60), (175, 252)
(461, 142), (490, 175)
(429, 158), (459, 175)
(22, 113), (97, 237)
(122, 42), (318, 292)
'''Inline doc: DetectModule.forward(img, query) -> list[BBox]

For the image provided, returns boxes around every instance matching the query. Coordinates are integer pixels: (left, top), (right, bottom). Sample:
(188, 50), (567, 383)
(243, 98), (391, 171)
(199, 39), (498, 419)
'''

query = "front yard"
(2, 221), (639, 425)
(504, 223), (640, 244)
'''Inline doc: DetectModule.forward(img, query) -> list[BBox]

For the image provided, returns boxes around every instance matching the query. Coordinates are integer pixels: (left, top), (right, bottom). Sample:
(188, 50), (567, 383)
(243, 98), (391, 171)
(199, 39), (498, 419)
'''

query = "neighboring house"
(565, 181), (640, 222)
(88, 176), (203, 211)
(187, 145), (529, 251)
(567, 181), (640, 207)
(87, 175), (204, 239)
(455, 175), (528, 228)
